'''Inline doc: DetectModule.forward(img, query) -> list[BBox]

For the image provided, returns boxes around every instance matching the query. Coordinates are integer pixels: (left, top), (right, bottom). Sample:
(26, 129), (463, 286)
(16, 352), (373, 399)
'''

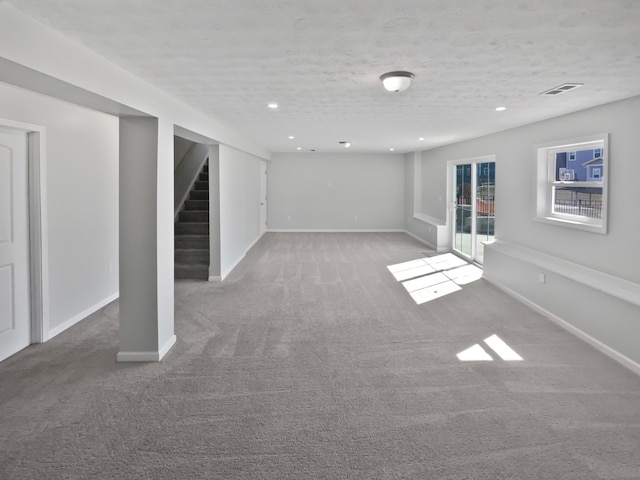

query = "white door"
(0, 129), (30, 362)
(260, 161), (267, 234)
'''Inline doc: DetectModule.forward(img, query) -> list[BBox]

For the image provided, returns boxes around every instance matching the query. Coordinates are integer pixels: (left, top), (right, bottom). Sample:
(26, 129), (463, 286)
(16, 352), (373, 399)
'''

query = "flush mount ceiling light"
(380, 71), (415, 92)
(339, 141), (351, 148)
(267, 103), (279, 109)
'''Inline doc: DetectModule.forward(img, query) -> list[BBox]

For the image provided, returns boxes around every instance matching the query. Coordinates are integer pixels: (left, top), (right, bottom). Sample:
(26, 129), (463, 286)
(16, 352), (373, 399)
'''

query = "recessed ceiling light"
(288, 135), (295, 139)
(268, 103), (278, 109)
(296, 147), (302, 150)
(418, 137), (425, 141)
(495, 106), (506, 112)
(389, 148), (395, 151)
(339, 141), (351, 148)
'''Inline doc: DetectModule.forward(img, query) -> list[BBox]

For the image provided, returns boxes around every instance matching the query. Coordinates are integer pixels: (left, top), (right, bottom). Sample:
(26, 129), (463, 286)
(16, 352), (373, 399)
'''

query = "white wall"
(268, 153), (405, 231)
(219, 145), (263, 279)
(412, 96), (640, 283)
(405, 95), (640, 368)
(173, 136), (192, 170)
(0, 4), (271, 358)
(0, 81), (119, 336)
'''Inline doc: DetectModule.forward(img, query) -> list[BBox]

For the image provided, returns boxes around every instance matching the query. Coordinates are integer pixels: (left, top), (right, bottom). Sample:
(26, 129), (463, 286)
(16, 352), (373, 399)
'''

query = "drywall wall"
(0, 81), (119, 336)
(268, 153), (405, 231)
(406, 95), (640, 369)
(219, 145), (263, 279)
(404, 153), (448, 251)
(484, 241), (640, 371)
(0, 4), (270, 359)
(413, 95), (640, 283)
(173, 136), (192, 170)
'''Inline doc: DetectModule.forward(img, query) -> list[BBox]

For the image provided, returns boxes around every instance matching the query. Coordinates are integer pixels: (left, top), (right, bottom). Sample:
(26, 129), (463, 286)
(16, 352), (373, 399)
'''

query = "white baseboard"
(221, 252), (245, 280)
(403, 230), (440, 252)
(47, 292), (119, 340)
(208, 276), (221, 282)
(159, 334), (177, 360)
(117, 334), (177, 362)
(484, 276), (640, 378)
(220, 233), (264, 281)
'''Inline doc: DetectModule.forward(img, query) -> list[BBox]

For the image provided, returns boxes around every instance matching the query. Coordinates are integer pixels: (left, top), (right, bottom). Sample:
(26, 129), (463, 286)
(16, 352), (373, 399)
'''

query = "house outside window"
(535, 133), (608, 234)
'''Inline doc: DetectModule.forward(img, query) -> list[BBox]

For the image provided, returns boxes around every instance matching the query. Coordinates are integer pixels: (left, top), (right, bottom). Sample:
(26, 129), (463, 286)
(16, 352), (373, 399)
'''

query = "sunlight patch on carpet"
(484, 334), (523, 361)
(387, 253), (482, 304)
(408, 279), (461, 305)
(443, 264), (483, 285)
(457, 344), (493, 361)
(457, 334), (524, 362)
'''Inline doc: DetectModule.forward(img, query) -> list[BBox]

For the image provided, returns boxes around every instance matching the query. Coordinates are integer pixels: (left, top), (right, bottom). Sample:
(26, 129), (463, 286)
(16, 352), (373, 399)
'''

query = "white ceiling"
(8, 0), (640, 153)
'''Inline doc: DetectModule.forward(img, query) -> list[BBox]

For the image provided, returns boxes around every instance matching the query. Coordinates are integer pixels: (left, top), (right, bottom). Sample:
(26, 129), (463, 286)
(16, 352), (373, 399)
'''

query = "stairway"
(175, 163), (209, 280)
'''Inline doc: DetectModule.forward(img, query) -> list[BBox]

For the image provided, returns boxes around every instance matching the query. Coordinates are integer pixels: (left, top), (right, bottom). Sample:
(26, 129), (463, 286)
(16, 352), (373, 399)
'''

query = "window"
(535, 133), (608, 234)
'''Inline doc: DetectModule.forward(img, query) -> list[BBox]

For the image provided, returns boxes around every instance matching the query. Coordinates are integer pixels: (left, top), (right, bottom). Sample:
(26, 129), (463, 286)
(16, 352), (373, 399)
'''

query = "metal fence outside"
(553, 199), (602, 219)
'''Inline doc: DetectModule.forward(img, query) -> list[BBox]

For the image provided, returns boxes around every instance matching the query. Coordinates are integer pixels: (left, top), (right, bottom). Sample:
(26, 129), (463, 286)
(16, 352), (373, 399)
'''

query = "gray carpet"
(1, 232), (639, 479)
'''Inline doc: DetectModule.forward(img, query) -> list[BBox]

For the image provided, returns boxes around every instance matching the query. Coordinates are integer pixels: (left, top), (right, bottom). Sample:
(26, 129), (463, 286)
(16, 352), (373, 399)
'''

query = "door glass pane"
(475, 162), (495, 264)
(453, 164), (472, 258)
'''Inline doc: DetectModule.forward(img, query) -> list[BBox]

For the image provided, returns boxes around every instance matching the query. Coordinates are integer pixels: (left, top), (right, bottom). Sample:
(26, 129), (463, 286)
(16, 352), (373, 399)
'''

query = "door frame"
(1, 117), (49, 344)
(260, 160), (267, 235)
(447, 155), (496, 262)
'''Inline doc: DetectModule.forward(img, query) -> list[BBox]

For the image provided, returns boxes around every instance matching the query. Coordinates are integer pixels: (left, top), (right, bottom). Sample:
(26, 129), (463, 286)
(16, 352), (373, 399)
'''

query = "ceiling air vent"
(539, 83), (584, 96)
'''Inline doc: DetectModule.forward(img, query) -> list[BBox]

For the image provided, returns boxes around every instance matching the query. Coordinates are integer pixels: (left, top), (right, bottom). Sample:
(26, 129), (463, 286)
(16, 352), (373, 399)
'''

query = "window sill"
(534, 214), (606, 234)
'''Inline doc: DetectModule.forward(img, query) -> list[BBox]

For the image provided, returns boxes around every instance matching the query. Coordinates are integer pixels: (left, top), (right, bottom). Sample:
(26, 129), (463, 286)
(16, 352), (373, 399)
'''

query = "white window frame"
(534, 133), (608, 234)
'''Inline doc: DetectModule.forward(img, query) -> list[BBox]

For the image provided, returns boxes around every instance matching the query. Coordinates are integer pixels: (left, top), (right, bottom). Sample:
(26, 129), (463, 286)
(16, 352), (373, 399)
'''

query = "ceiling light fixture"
(288, 135), (295, 139)
(380, 71), (415, 92)
(339, 141), (351, 148)
(418, 137), (425, 141)
(495, 106), (506, 112)
(389, 148), (395, 151)
(268, 103), (278, 109)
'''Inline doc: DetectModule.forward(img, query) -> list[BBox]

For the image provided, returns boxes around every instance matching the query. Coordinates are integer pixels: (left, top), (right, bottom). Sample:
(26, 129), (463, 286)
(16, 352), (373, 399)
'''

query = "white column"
(117, 116), (176, 361)
(208, 145), (221, 280)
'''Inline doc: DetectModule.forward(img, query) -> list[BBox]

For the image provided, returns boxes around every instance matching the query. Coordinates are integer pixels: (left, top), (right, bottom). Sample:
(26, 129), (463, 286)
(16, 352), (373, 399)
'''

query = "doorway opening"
(449, 156), (495, 265)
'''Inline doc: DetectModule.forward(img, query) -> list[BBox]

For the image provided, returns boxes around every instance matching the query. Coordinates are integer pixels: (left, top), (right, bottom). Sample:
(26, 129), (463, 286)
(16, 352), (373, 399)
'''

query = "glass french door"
(452, 158), (495, 264)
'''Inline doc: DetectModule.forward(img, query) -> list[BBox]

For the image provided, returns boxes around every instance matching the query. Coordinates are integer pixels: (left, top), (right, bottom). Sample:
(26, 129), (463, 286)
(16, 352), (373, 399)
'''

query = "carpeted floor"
(1, 232), (639, 479)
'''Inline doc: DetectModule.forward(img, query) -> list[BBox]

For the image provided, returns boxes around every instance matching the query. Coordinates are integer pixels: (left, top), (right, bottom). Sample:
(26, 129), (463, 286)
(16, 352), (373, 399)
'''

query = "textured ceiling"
(7, 0), (640, 153)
